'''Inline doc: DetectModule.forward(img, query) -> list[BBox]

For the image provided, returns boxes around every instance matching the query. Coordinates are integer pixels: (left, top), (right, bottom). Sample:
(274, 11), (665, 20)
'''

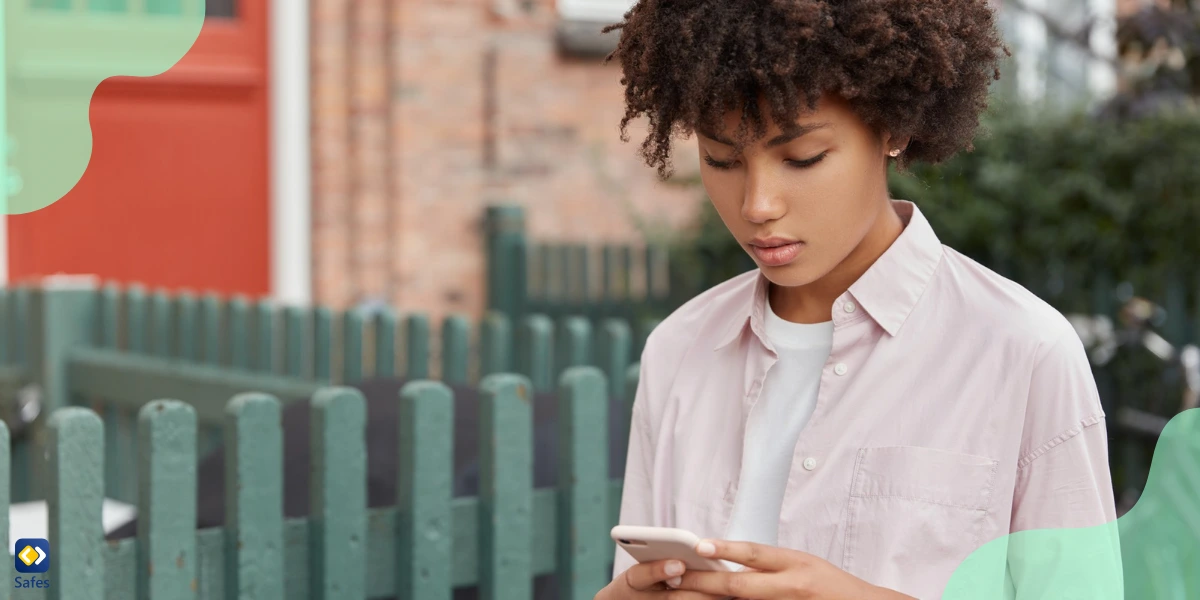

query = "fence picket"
(552, 245), (569, 312)
(138, 400), (198, 600)
(314, 307), (334, 382)
(558, 317), (592, 378)
(598, 319), (633, 403)
(557, 368), (610, 599)
(480, 312), (512, 378)
(573, 244), (590, 308)
(149, 291), (172, 358)
(200, 294), (223, 366)
(311, 388), (368, 600)
(125, 286), (147, 353)
(47, 408), (104, 600)
(601, 246), (617, 319)
(406, 314), (430, 380)
(99, 285), (121, 349)
(224, 393), (285, 600)
(374, 309), (398, 378)
(228, 297), (251, 370)
(397, 382), (454, 600)
(441, 315), (470, 385)
(99, 285), (121, 501)
(11, 286), (31, 363)
(619, 364), (641, 506)
(479, 374), (534, 600)
(0, 289), (7, 364)
(174, 292), (198, 362)
(254, 300), (277, 374)
(520, 315), (554, 392)
(285, 306), (309, 378)
(343, 310), (365, 384)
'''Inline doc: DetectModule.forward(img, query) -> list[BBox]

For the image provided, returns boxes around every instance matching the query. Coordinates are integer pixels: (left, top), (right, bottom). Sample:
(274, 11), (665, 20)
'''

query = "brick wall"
(311, 0), (703, 323)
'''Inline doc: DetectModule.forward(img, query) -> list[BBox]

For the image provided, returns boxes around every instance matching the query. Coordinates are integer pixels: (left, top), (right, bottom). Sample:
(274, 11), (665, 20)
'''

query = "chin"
(756, 261), (824, 288)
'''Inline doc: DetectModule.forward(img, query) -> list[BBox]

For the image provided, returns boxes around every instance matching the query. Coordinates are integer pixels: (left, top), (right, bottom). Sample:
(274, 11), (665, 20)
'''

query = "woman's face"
(697, 94), (900, 289)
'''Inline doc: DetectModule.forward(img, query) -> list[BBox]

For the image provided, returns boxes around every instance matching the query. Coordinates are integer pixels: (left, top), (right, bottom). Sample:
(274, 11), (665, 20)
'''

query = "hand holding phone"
(611, 525), (735, 573)
(603, 526), (740, 599)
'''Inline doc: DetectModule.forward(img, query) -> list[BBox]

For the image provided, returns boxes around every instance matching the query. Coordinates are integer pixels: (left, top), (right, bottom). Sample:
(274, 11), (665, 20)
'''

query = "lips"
(748, 241), (806, 267)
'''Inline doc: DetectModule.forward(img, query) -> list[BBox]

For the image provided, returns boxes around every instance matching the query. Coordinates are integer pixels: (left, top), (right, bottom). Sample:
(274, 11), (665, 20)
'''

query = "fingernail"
(664, 561), (684, 576)
(697, 541), (716, 556)
(667, 576), (682, 588)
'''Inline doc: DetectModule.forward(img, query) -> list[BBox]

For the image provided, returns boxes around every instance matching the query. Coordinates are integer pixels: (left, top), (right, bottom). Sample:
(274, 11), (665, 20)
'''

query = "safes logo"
(13, 538), (50, 590)
(14, 539), (49, 574)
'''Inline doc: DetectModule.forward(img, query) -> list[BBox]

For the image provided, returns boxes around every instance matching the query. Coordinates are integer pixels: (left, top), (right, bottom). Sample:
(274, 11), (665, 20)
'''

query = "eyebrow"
(699, 122), (831, 148)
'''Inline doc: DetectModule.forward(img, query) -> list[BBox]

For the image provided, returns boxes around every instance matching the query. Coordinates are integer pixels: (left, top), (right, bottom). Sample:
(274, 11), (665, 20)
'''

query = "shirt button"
(834, 363), (848, 376)
(803, 457), (817, 471)
(843, 301), (857, 313)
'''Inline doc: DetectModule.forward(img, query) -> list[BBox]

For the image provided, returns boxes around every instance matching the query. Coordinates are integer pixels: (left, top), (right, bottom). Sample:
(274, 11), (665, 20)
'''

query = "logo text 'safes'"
(13, 538), (50, 589)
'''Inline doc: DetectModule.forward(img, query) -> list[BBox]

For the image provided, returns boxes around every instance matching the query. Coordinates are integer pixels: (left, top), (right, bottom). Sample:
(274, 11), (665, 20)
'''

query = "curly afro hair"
(602, 0), (1010, 179)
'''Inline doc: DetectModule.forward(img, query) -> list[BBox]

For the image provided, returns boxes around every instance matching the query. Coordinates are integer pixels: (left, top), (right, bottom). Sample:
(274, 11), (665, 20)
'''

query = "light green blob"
(945, 409), (1200, 599)
(1, 0), (204, 215)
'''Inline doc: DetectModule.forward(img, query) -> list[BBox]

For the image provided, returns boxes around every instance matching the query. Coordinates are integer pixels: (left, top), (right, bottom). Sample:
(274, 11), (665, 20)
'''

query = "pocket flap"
(851, 446), (998, 511)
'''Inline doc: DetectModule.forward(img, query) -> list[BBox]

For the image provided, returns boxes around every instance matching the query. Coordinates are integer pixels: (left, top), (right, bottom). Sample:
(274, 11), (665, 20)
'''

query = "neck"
(770, 199), (905, 324)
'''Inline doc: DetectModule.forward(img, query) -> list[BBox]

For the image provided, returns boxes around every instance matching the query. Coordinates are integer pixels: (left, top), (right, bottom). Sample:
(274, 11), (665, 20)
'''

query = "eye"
(786, 152), (828, 169)
(703, 154), (737, 170)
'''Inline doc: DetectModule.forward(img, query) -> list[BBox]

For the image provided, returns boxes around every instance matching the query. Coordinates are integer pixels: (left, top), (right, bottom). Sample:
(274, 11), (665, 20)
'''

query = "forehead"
(707, 93), (858, 137)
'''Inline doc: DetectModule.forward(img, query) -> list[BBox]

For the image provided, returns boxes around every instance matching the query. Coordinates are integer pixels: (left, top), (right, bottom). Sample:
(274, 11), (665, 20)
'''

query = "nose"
(741, 169), (786, 224)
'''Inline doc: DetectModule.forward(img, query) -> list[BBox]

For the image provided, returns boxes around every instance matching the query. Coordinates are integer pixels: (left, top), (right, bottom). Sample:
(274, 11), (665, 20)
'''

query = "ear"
(882, 132), (911, 156)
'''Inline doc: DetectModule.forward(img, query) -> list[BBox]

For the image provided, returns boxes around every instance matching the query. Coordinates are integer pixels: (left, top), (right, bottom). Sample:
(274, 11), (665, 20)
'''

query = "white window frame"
(556, 0), (636, 23)
(270, 0), (313, 305)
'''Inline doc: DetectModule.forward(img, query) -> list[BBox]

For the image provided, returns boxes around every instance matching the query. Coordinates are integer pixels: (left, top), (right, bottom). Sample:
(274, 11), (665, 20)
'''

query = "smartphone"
(611, 525), (735, 572)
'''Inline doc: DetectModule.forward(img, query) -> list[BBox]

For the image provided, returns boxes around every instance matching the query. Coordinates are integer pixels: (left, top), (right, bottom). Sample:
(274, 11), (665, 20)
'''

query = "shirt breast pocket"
(842, 446), (999, 596)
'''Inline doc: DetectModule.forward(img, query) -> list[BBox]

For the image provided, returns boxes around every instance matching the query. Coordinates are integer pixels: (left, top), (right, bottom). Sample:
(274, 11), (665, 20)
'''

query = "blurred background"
(0, 0), (1198, 524)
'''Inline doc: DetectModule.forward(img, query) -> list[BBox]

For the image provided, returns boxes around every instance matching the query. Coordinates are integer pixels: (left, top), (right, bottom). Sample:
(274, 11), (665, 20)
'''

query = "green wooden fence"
(0, 276), (647, 510)
(0, 275), (646, 598)
(484, 205), (668, 357)
(0, 368), (635, 599)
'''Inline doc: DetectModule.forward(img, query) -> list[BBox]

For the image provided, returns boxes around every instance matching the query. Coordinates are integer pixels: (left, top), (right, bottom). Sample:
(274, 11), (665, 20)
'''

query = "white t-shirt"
(723, 299), (834, 547)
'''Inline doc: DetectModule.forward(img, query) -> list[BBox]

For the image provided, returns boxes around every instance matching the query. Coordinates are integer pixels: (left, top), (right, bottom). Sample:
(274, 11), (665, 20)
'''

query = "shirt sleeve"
(1007, 327), (1123, 599)
(612, 356), (659, 581)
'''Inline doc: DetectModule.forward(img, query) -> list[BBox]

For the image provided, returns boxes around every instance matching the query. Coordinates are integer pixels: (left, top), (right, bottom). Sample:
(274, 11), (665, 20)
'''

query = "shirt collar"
(713, 199), (943, 350)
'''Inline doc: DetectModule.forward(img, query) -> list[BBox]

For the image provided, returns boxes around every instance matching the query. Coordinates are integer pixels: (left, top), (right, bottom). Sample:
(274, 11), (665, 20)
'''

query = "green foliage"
(664, 106), (1200, 317)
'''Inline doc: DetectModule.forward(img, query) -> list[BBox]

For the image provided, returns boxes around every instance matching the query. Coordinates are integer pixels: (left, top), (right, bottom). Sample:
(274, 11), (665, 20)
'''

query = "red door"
(7, 1), (270, 297)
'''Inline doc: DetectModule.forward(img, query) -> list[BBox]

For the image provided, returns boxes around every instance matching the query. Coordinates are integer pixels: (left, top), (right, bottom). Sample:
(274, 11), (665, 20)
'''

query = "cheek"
(701, 177), (747, 232)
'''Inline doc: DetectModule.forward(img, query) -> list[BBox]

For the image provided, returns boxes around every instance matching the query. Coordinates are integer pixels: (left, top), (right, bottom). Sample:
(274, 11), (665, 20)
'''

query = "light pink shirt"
(614, 200), (1119, 599)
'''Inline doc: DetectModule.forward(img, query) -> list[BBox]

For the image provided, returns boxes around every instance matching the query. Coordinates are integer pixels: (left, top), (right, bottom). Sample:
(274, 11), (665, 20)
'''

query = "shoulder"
(932, 246), (1080, 358)
(933, 248), (1103, 454)
(642, 269), (759, 361)
(635, 269), (758, 398)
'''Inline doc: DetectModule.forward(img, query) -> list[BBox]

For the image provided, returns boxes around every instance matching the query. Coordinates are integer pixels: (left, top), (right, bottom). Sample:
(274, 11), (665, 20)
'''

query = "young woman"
(597, 2), (1122, 599)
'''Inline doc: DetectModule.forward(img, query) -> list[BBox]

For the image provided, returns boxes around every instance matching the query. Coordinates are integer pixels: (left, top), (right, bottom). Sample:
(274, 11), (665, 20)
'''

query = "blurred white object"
(558, 0), (636, 22)
(9, 499), (137, 550)
(1181, 345), (1200, 411)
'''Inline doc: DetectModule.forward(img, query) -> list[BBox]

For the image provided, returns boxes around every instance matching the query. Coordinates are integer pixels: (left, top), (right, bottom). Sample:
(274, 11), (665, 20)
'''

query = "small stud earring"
(889, 148), (902, 157)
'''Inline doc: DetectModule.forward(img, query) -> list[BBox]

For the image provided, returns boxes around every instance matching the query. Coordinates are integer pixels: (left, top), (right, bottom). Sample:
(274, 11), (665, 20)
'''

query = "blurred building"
(309, 0), (699, 319)
(0, 0), (701, 324)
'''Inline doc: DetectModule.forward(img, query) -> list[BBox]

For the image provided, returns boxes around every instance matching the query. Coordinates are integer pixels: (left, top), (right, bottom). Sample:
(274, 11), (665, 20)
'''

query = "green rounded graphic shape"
(1, 0), (205, 215)
(944, 408), (1200, 599)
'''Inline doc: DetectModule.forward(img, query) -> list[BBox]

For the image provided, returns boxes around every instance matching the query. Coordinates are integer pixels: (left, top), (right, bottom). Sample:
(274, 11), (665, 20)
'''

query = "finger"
(621, 559), (687, 592)
(674, 569), (789, 599)
(695, 538), (793, 571)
